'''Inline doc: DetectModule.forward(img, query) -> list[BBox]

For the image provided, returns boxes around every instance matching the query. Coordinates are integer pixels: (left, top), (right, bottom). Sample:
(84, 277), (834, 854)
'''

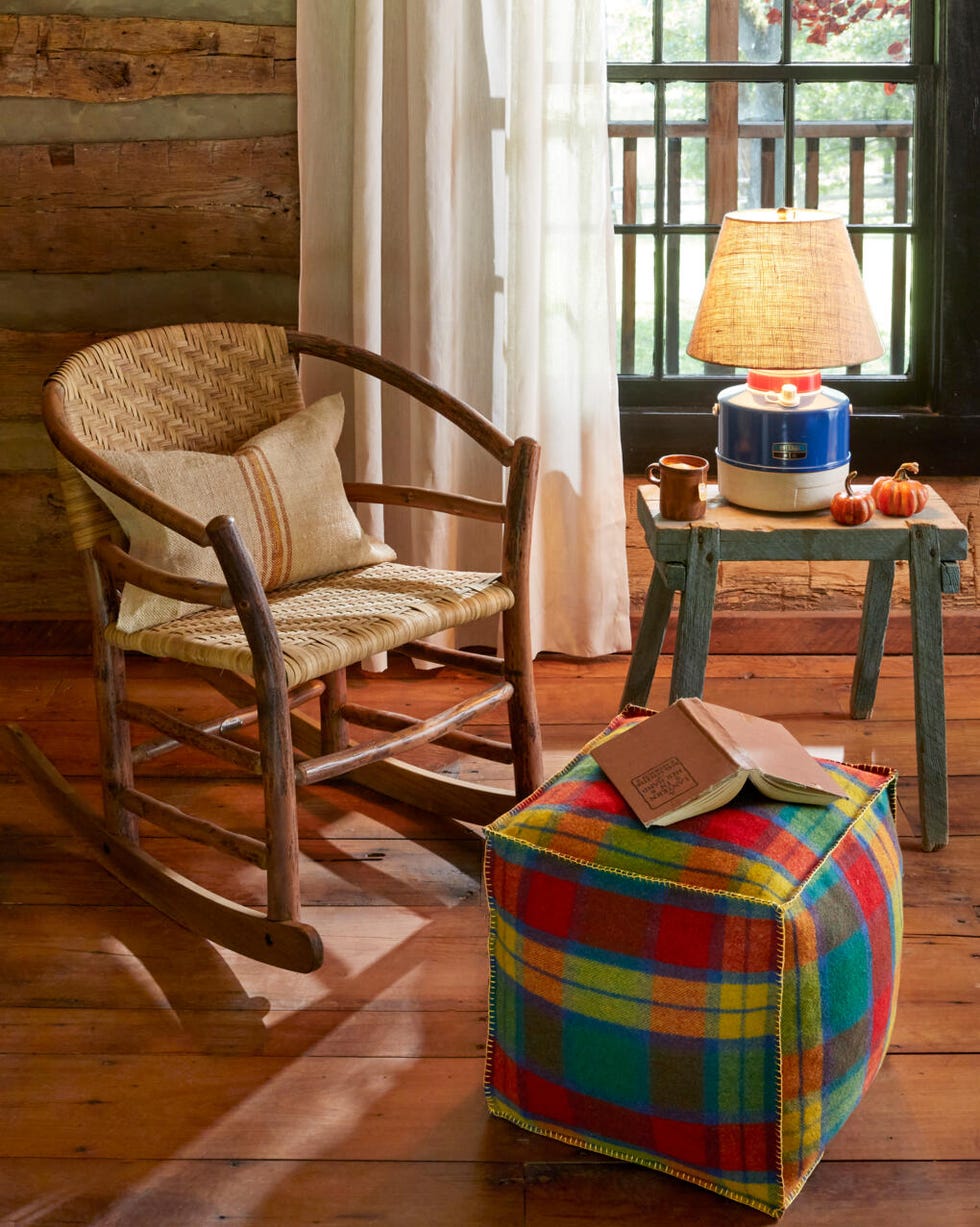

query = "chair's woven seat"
(106, 561), (514, 688)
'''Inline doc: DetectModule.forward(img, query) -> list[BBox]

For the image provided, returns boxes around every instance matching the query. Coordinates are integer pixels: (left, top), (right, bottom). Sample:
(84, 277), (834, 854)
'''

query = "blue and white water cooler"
(713, 370), (851, 513)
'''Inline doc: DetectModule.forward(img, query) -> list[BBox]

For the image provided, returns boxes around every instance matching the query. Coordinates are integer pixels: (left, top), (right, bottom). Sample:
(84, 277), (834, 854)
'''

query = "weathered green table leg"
(670, 524), (720, 704)
(908, 522), (949, 851)
(850, 559), (895, 719)
(621, 563), (676, 708)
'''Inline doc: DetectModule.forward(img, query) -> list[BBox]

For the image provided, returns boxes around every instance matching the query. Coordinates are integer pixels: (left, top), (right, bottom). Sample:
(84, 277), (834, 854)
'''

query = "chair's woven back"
(47, 322), (305, 550)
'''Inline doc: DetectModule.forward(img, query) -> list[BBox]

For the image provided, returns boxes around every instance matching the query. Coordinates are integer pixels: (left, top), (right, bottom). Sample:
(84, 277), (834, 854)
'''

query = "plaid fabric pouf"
(484, 709), (902, 1217)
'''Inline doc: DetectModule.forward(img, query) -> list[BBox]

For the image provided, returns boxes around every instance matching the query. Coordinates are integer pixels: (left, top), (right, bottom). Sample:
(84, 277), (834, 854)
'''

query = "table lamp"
(686, 207), (883, 512)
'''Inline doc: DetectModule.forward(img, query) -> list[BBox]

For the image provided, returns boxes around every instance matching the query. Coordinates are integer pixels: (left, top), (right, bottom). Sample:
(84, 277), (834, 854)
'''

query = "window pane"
(662, 0), (707, 62)
(662, 0), (783, 63)
(607, 80), (654, 126)
(794, 82), (914, 222)
(666, 83), (707, 223)
(606, 0), (654, 62)
(789, 1), (912, 64)
(605, 0), (926, 401)
(608, 82), (656, 228)
(671, 236), (712, 374)
(738, 3), (783, 63)
(738, 81), (785, 209)
(666, 81), (788, 221)
(614, 234), (656, 374)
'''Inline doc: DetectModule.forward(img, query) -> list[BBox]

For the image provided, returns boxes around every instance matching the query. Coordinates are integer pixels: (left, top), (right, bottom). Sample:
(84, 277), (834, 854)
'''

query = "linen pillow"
(80, 393), (395, 632)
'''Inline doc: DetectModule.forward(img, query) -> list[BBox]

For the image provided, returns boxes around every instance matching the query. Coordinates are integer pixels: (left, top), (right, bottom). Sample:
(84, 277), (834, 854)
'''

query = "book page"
(749, 770), (844, 804)
(700, 702), (845, 799)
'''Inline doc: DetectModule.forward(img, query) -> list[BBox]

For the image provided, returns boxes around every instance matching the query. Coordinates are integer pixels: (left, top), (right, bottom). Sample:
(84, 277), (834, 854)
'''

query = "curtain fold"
(297, 0), (631, 658)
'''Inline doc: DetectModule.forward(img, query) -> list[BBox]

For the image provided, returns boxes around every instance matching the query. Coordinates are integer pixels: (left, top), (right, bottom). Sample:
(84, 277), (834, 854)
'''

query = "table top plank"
(637, 484), (969, 565)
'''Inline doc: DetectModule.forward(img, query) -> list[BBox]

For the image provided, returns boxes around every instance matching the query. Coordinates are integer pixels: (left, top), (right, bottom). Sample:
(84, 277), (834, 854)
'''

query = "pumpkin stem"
(894, 461), (920, 482)
(843, 471), (859, 496)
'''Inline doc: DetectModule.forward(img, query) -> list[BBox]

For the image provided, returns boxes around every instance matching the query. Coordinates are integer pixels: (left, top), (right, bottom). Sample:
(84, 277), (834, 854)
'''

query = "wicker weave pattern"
(106, 562), (514, 688)
(51, 323), (303, 551)
(53, 322), (302, 453)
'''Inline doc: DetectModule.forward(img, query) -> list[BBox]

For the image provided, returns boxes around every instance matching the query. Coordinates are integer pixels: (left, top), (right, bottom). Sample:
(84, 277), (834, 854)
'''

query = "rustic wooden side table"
(621, 485), (969, 851)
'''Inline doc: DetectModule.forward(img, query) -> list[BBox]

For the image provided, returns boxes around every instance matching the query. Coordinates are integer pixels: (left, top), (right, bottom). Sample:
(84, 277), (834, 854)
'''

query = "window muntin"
(608, 0), (930, 408)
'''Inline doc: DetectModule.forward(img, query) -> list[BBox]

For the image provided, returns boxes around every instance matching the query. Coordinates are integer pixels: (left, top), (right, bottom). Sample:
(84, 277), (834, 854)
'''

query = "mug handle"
(646, 462), (661, 486)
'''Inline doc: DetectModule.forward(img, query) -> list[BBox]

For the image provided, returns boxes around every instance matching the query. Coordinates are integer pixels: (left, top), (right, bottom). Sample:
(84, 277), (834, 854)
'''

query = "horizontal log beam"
(0, 15), (295, 101)
(0, 329), (110, 423)
(0, 137), (298, 275)
(0, 473), (86, 616)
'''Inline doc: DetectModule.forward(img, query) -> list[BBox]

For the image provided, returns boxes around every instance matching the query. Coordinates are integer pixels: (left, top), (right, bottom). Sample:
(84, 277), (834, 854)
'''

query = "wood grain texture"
(1, 1050), (973, 1164)
(0, 329), (108, 424)
(522, 1161), (980, 1227)
(0, 1159), (527, 1227)
(0, 137), (298, 274)
(0, 472), (86, 616)
(625, 475), (978, 615)
(0, 271), (299, 333)
(849, 559), (895, 718)
(909, 521), (952, 848)
(0, 652), (977, 1224)
(629, 490), (973, 847)
(0, 14), (295, 101)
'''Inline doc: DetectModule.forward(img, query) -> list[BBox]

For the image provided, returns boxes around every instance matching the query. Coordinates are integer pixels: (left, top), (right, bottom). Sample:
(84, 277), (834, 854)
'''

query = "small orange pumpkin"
(871, 462), (929, 517)
(831, 472), (875, 526)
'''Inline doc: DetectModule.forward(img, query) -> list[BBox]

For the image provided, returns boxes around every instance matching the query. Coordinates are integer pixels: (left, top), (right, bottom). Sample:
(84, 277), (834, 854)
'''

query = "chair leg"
(84, 553), (137, 843)
(502, 605), (544, 798)
(319, 668), (350, 754)
(258, 701), (302, 924)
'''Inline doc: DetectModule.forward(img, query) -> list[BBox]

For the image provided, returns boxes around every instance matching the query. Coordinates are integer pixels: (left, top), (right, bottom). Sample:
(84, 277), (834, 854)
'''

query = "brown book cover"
(592, 698), (846, 828)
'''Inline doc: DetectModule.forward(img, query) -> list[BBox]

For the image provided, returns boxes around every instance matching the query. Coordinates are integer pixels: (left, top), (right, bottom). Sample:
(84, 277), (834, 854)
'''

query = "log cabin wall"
(0, 0), (298, 649)
(0, 1), (975, 653)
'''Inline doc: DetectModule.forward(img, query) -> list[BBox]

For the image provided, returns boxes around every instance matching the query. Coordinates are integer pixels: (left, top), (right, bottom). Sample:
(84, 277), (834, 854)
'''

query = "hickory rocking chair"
(3, 322), (543, 972)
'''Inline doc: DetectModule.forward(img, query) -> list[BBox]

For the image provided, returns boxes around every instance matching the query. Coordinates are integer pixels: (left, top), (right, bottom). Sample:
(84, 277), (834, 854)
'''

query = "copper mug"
(646, 454), (709, 521)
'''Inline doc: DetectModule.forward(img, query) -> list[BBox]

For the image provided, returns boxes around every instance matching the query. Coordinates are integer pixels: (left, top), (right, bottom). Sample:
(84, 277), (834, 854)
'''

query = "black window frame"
(611, 0), (980, 475)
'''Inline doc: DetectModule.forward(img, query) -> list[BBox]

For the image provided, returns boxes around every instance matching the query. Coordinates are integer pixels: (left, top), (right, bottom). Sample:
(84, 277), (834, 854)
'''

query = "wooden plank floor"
(1, 652), (977, 1226)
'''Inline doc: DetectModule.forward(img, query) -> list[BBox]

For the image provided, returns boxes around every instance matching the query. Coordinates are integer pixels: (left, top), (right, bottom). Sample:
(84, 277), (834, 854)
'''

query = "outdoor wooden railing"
(611, 120), (913, 376)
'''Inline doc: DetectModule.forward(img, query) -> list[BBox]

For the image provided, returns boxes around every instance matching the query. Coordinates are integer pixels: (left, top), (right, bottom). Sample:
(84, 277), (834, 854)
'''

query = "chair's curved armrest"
(93, 539), (234, 609)
(344, 481), (506, 524)
(286, 330), (515, 465)
(207, 515), (289, 696)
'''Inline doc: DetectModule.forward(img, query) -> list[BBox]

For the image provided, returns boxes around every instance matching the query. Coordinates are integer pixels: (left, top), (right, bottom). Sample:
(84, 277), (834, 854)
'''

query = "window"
(605, 1), (979, 473)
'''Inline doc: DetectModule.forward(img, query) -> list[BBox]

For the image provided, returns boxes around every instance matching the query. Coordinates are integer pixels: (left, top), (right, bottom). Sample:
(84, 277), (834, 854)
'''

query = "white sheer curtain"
(297, 0), (631, 658)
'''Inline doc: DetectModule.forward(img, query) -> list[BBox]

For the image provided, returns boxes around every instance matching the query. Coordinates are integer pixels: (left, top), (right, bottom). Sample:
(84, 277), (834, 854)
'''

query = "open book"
(592, 698), (846, 828)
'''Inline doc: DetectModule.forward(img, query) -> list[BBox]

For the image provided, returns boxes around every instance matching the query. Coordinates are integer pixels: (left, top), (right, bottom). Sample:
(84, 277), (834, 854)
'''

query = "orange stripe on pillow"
(236, 446), (292, 588)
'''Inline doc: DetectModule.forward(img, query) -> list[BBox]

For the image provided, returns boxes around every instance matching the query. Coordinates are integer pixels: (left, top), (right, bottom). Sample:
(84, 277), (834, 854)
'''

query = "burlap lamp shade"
(686, 208), (884, 372)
